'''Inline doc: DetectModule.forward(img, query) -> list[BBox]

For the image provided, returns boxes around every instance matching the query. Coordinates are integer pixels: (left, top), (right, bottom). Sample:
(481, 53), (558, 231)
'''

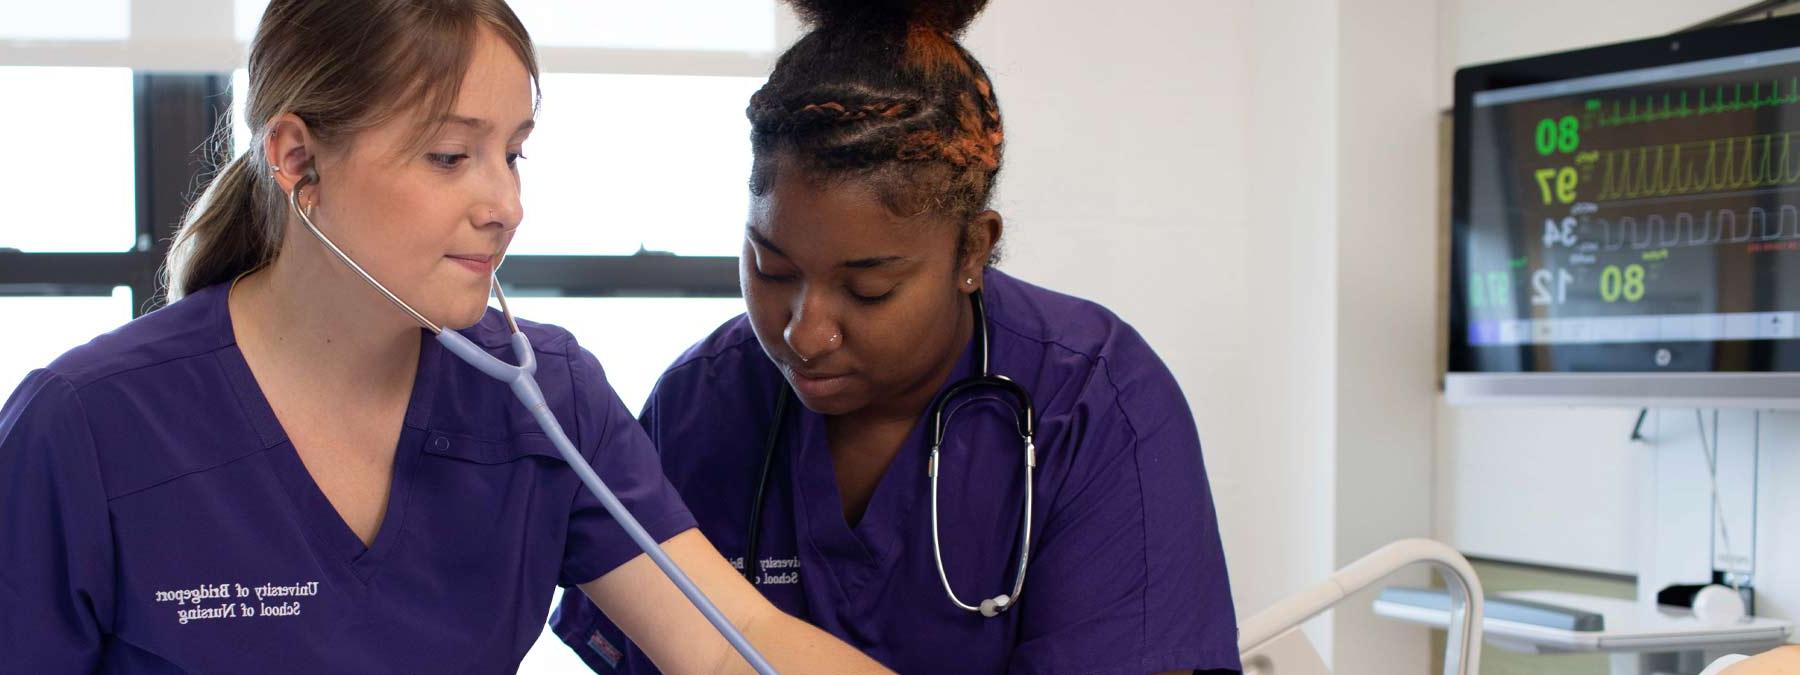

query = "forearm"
(1722, 645), (1800, 674)
(581, 529), (889, 675)
(709, 605), (887, 675)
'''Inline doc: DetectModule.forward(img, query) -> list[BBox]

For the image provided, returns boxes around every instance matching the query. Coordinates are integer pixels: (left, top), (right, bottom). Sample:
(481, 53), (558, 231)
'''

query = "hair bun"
(785, 0), (990, 36)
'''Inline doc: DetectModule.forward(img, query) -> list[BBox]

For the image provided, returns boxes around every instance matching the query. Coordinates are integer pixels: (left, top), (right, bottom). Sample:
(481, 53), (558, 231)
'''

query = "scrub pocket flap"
(423, 430), (564, 464)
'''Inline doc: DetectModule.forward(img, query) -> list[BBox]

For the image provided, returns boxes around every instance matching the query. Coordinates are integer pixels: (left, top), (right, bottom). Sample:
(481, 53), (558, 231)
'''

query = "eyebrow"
(842, 255), (907, 269)
(441, 115), (535, 134)
(746, 228), (911, 269)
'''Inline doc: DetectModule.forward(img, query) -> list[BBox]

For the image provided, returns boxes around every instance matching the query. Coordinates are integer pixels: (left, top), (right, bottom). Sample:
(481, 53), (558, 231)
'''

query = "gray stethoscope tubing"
(926, 291), (1036, 618)
(287, 171), (778, 675)
(745, 291), (1036, 619)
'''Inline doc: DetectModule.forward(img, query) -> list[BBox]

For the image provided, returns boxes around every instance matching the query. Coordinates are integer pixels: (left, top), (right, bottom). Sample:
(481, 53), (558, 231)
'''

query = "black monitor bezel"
(1449, 15), (1800, 376)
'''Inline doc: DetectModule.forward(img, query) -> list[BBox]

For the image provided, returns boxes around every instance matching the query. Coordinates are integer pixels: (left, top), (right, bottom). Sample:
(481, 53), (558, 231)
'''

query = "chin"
(431, 297), (495, 331)
(791, 389), (866, 417)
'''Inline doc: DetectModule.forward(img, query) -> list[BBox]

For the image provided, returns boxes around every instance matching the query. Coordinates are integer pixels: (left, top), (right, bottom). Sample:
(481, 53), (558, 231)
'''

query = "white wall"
(1243, 0), (1343, 652)
(1434, 405), (1648, 574)
(1330, 0), (1444, 670)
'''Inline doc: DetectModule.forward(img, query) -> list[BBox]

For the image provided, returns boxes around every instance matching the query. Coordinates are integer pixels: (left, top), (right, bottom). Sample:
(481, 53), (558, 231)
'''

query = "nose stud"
(798, 334), (838, 364)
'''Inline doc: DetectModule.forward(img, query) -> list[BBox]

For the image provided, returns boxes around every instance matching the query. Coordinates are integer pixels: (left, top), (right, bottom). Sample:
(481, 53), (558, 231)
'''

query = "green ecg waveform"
(1589, 79), (1800, 127)
(1595, 132), (1800, 200)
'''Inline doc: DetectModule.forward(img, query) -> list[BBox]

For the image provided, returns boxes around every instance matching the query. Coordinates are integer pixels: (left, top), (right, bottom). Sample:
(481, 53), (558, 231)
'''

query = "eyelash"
(755, 268), (894, 304)
(753, 267), (796, 284)
(850, 288), (893, 304)
(427, 152), (526, 169)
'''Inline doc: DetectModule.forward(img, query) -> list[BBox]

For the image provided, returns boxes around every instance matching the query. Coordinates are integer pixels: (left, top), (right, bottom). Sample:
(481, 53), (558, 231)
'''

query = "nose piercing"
(799, 334), (839, 364)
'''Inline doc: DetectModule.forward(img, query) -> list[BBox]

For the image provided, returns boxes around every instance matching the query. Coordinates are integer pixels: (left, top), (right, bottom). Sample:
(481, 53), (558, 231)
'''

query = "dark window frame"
(0, 72), (740, 317)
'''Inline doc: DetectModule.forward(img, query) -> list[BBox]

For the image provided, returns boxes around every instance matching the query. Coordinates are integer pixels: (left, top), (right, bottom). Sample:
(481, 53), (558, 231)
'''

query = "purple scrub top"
(554, 269), (1239, 674)
(0, 284), (695, 673)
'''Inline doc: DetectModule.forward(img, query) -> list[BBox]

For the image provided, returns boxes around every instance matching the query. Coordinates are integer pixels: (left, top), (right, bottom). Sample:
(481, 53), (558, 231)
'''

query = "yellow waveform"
(1595, 132), (1800, 200)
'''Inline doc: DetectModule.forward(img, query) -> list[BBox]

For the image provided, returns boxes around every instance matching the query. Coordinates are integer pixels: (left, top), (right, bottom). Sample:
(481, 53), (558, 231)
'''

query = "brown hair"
(164, 0), (539, 300)
(748, 0), (1003, 264)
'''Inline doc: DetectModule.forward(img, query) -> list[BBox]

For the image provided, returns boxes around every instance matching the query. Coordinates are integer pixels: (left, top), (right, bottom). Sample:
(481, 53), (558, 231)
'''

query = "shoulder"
(0, 369), (108, 503)
(658, 313), (764, 382)
(42, 285), (233, 390)
(11, 287), (259, 498)
(636, 314), (780, 472)
(1, 369), (88, 436)
(436, 308), (613, 438)
(644, 313), (776, 407)
(984, 270), (1180, 421)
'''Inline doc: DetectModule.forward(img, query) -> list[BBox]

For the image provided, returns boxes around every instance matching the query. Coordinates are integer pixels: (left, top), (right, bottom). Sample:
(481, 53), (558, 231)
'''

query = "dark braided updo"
(748, 0), (1003, 263)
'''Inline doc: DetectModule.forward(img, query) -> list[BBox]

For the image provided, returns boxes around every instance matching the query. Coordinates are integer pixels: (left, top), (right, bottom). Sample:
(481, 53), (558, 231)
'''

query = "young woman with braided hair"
(554, 1), (1240, 672)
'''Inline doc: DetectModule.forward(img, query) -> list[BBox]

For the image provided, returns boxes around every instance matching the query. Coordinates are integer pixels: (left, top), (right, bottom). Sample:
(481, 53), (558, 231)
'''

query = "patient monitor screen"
(1460, 46), (1800, 373)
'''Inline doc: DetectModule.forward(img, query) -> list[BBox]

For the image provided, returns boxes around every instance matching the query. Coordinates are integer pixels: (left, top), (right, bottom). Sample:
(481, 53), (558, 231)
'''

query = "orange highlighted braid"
(748, 0), (1004, 241)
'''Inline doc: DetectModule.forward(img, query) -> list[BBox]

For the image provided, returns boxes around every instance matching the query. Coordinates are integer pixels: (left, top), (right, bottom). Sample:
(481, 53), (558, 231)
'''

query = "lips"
(446, 253), (494, 274)
(787, 367), (853, 399)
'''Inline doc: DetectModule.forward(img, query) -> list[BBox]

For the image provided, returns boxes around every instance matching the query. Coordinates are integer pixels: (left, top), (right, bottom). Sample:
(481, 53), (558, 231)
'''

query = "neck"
(229, 249), (423, 399)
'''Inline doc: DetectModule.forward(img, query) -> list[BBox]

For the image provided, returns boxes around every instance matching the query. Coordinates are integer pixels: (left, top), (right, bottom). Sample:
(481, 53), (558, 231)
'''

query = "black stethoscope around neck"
(742, 290), (1038, 618)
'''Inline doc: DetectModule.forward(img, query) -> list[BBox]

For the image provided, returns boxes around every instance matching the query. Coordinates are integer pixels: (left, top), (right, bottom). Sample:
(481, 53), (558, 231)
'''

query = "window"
(0, 1), (129, 41)
(500, 295), (747, 411)
(0, 67), (136, 252)
(229, 71), (764, 257)
(0, 288), (134, 395)
(514, 73), (761, 257)
(510, 1), (776, 52)
(234, 0), (777, 51)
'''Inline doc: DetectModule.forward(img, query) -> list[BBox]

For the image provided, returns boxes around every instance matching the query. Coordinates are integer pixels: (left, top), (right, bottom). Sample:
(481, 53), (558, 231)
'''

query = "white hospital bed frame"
(1238, 539), (1485, 675)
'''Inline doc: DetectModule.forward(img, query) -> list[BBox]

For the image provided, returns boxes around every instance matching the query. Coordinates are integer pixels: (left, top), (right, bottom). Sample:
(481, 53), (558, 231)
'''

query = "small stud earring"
(966, 278), (975, 286)
(269, 164), (281, 178)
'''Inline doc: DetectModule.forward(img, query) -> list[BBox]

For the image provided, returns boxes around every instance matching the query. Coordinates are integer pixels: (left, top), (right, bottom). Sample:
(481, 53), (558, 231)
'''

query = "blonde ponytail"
(164, 147), (282, 300)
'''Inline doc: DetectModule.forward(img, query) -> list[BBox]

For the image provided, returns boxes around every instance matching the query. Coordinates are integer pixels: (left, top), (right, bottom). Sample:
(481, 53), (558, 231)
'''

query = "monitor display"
(1449, 18), (1800, 406)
